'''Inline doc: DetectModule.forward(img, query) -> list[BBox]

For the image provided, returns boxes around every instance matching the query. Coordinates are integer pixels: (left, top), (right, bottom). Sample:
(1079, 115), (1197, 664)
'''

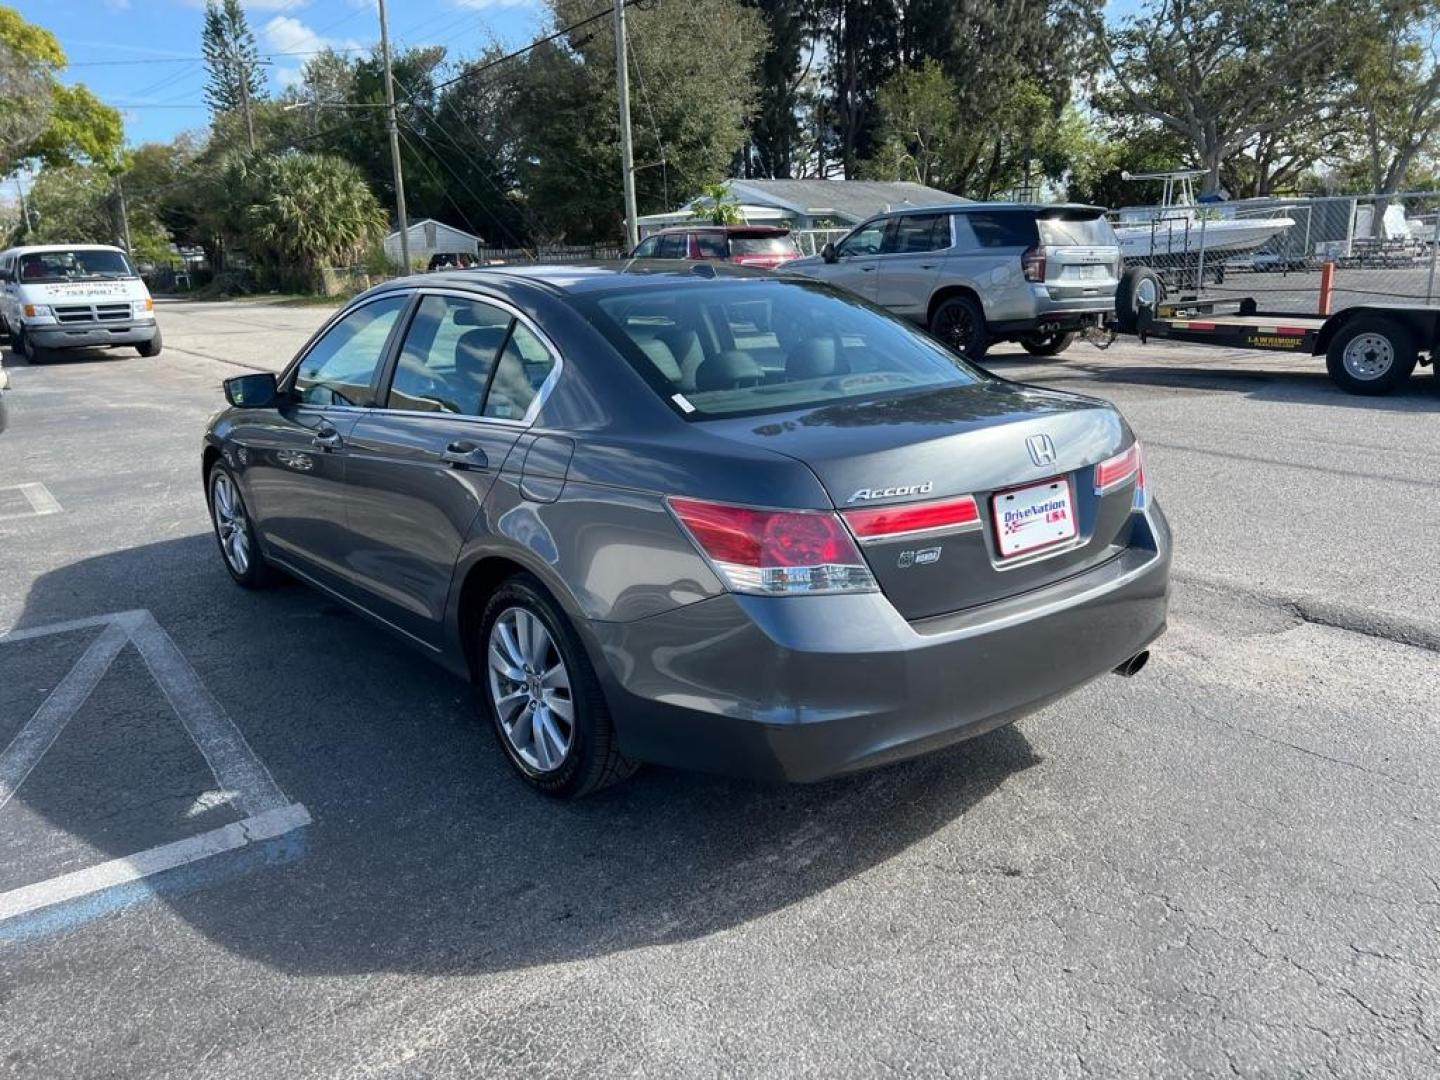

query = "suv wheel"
(478, 574), (637, 798)
(1020, 330), (1076, 357)
(930, 295), (988, 360)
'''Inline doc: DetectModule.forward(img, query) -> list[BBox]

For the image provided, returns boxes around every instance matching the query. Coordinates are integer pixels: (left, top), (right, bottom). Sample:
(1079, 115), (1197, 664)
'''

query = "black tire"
(1114, 266), (1164, 334)
(136, 327), (162, 358)
(476, 573), (637, 798)
(1324, 316), (1417, 396)
(17, 326), (50, 365)
(929, 294), (988, 360)
(206, 461), (280, 589)
(1020, 330), (1076, 357)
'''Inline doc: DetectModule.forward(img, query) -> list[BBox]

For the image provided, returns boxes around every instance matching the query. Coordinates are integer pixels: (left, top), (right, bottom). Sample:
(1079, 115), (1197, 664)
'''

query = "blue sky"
(15, 0), (550, 148)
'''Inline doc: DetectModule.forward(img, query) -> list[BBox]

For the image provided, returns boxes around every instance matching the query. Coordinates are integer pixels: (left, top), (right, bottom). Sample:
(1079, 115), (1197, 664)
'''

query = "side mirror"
(224, 372), (278, 408)
(821, 242), (837, 264)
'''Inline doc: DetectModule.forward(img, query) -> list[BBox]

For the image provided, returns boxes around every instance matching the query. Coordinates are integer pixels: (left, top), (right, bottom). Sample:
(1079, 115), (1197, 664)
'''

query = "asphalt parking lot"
(1, 297), (1438, 1079)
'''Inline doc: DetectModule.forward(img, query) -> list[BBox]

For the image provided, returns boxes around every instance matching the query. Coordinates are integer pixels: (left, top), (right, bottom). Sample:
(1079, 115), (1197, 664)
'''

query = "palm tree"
(695, 182), (743, 225)
(238, 152), (388, 275)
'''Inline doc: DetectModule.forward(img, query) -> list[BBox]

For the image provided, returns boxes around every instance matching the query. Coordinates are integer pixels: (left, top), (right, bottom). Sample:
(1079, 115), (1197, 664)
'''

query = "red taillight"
(1022, 246), (1047, 283)
(1095, 442), (1141, 494)
(842, 494), (981, 542)
(667, 497), (876, 595)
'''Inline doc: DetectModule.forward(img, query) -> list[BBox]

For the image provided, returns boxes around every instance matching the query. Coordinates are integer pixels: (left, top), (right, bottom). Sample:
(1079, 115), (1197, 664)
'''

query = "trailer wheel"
(1114, 266), (1164, 334)
(1325, 316), (1417, 396)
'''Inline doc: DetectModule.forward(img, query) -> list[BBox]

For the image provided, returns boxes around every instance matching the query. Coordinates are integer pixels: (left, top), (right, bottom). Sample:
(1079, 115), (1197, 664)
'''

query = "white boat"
(1114, 169), (1295, 262)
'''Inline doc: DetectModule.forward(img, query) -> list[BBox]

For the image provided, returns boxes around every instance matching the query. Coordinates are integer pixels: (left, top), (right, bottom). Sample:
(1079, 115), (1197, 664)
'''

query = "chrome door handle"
(442, 440), (488, 470)
(311, 427), (342, 450)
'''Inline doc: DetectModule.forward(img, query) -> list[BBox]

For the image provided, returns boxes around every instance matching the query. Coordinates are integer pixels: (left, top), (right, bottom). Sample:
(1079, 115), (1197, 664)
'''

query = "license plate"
(992, 478), (1077, 558)
(1066, 264), (1104, 280)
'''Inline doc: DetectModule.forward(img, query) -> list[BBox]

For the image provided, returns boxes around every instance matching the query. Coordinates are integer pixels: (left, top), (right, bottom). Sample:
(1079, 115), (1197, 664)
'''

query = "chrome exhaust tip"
(1113, 650), (1150, 678)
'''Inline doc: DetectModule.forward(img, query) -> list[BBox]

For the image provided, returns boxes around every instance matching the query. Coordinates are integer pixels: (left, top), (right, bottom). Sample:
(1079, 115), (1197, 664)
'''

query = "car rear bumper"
(591, 502), (1171, 782)
(28, 321), (157, 349)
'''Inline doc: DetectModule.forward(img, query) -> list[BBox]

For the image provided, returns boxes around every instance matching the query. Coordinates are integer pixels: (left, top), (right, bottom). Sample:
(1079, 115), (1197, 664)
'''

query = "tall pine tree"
(202, 0), (264, 120)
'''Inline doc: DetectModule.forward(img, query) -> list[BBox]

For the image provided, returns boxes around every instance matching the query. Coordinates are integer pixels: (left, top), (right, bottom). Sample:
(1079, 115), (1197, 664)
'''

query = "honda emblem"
(1026, 434), (1057, 467)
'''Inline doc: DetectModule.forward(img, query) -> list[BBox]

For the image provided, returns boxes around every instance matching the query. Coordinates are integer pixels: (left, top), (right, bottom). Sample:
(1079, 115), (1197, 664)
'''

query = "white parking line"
(0, 482), (63, 520)
(0, 609), (309, 925)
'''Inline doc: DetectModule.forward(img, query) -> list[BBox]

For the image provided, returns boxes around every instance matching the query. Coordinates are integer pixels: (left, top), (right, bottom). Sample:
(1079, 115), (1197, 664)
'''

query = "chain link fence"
(1111, 191), (1440, 314)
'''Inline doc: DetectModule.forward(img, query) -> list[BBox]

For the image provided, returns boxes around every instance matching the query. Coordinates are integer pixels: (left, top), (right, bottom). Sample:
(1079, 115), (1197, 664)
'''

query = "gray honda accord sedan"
(202, 264), (1170, 797)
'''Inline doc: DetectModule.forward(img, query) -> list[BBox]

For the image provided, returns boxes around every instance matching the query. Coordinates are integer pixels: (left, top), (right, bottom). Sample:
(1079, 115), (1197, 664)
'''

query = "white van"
(0, 244), (161, 363)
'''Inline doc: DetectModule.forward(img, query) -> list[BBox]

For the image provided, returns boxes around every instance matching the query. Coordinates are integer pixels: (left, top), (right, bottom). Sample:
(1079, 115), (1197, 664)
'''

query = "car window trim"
(279, 290), (416, 411)
(366, 286), (564, 430)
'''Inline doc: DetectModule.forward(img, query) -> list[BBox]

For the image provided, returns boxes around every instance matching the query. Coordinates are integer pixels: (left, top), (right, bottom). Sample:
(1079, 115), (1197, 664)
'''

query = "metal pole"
(1426, 214), (1440, 304)
(116, 179), (133, 254)
(14, 177), (29, 237)
(377, 0), (410, 271)
(614, 0), (639, 251)
(235, 53), (255, 153)
(1195, 212), (1208, 293)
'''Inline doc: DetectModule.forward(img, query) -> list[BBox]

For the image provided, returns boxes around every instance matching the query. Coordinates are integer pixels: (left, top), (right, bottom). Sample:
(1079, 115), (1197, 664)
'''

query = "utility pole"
(234, 52), (255, 153)
(377, 0), (410, 270)
(14, 177), (29, 238)
(116, 179), (133, 255)
(613, 0), (638, 251)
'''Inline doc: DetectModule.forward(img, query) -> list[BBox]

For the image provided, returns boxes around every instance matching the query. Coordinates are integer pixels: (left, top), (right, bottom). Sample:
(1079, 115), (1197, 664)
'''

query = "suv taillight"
(1021, 246), (1047, 283)
(667, 497), (877, 595)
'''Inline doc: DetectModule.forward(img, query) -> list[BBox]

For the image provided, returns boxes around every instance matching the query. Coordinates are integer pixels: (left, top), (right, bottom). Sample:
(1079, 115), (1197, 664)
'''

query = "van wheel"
(477, 573), (637, 798)
(18, 327), (49, 365)
(1325, 316), (1417, 395)
(930, 295), (988, 360)
(1115, 266), (1164, 334)
(136, 328), (162, 358)
(1020, 330), (1076, 357)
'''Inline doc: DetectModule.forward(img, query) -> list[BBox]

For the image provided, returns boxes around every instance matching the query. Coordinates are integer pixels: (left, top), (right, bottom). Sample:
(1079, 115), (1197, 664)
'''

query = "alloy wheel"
(487, 606), (575, 773)
(935, 304), (976, 353)
(210, 471), (252, 575)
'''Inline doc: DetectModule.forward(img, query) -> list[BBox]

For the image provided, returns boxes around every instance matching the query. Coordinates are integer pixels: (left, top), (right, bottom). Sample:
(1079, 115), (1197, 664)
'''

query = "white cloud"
(180, 0), (311, 9)
(261, 14), (329, 54)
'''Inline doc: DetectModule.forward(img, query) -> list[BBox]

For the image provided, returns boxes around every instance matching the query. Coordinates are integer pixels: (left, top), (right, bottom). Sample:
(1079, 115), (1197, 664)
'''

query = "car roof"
(878, 202), (1106, 218)
(648, 224), (791, 236)
(3, 244), (128, 256)
(387, 260), (784, 297)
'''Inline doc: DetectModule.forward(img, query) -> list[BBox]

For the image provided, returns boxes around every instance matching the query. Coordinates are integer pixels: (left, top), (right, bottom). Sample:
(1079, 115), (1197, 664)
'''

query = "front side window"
(483, 323), (556, 420)
(18, 249), (136, 282)
(588, 281), (984, 419)
(836, 219), (887, 258)
(632, 236), (660, 258)
(293, 294), (407, 407)
(387, 295), (511, 415)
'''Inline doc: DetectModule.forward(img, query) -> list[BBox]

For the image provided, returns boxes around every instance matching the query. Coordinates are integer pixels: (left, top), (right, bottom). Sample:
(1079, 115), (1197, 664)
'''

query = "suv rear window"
(1038, 214), (1118, 247)
(729, 235), (798, 256)
(586, 281), (983, 419)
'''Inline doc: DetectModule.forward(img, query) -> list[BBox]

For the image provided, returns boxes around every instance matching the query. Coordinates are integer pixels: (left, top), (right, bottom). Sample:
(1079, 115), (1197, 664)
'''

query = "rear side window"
(963, 212), (1039, 248)
(1038, 214), (1118, 247)
(657, 234), (688, 259)
(587, 281), (983, 418)
(294, 295), (407, 407)
(483, 323), (555, 420)
(885, 214), (950, 254)
(695, 233), (728, 258)
(387, 295), (511, 415)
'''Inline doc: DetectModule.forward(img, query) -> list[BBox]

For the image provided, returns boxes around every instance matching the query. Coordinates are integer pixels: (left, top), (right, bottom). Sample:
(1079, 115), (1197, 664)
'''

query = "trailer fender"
(1314, 306), (1440, 359)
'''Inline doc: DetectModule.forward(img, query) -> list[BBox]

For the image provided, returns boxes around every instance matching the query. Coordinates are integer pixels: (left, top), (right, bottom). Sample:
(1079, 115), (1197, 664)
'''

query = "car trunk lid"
(698, 382), (1139, 620)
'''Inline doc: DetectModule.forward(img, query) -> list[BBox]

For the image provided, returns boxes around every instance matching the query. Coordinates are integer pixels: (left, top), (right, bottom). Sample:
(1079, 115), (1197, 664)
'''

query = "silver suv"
(787, 203), (1120, 360)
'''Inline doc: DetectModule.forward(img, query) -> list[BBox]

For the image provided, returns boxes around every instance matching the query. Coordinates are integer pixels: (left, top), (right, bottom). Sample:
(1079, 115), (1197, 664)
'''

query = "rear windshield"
(729, 235), (798, 255)
(1037, 214), (1117, 247)
(18, 249), (136, 283)
(586, 281), (984, 418)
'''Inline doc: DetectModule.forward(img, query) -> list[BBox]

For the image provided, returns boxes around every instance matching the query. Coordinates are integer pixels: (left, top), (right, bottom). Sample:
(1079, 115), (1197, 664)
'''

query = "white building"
(383, 219), (483, 268)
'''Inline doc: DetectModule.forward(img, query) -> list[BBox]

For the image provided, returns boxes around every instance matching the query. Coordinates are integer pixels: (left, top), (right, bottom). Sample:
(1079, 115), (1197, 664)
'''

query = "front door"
(813, 218), (888, 302)
(875, 213), (950, 321)
(343, 292), (557, 646)
(237, 293), (409, 592)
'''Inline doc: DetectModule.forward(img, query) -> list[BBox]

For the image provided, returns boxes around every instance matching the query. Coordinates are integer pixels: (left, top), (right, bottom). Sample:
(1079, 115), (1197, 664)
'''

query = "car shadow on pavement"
(9, 534), (1041, 974)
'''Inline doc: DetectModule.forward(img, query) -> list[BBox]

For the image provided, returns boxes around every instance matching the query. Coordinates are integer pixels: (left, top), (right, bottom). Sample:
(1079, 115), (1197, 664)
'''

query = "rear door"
(239, 293), (409, 592)
(952, 211), (1038, 323)
(342, 292), (558, 645)
(1037, 209), (1121, 304)
(875, 213), (950, 320)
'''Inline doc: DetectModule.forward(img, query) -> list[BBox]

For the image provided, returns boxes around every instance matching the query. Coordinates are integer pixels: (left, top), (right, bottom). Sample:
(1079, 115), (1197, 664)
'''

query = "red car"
(629, 225), (801, 269)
